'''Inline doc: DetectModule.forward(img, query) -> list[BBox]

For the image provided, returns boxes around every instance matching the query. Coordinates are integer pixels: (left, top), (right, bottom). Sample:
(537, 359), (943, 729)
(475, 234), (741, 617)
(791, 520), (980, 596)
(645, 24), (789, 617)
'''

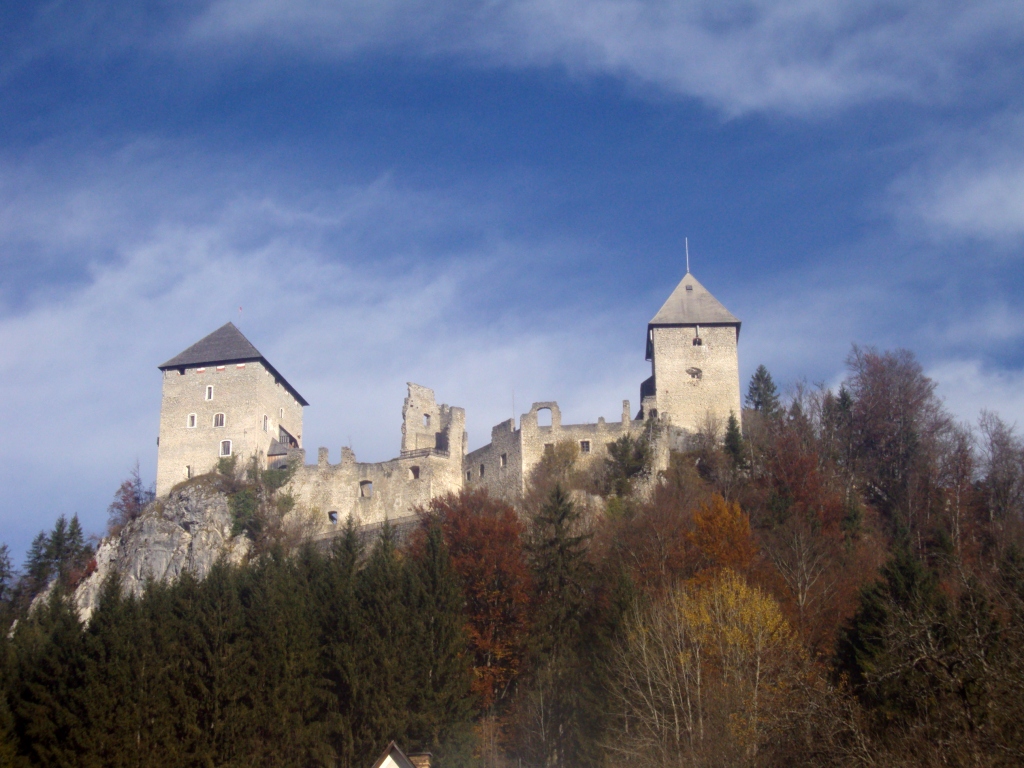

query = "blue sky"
(2, 0), (1024, 563)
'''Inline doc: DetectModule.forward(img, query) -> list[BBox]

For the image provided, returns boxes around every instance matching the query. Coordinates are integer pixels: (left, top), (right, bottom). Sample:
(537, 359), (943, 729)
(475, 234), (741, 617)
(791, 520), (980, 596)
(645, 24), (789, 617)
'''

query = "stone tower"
(155, 323), (307, 496)
(640, 271), (741, 433)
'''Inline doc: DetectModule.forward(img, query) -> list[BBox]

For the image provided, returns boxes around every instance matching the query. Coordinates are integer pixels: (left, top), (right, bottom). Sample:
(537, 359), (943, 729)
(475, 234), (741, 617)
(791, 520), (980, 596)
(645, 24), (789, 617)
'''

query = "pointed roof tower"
(159, 322), (308, 405)
(647, 272), (741, 359)
(649, 271), (740, 327)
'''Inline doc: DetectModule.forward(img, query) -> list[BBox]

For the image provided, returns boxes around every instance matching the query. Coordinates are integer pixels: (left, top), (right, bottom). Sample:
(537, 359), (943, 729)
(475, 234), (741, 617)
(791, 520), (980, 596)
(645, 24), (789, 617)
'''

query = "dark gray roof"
(267, 439), (289, 457)
(649, 272), (740, 327)
(159, 322), (262, 369)
(159, 322), (309, 406)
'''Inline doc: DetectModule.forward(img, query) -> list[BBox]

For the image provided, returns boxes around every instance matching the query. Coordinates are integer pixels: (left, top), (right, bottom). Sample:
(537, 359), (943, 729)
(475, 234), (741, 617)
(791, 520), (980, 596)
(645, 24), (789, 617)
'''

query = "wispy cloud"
(181, 0), (1022, 115)
(892, 116), (1024, 243)
(6, 1), (1020, 116)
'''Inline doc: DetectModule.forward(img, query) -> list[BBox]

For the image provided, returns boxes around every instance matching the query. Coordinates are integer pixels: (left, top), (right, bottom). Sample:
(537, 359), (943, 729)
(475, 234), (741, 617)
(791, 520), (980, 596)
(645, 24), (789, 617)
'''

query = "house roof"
(649, 272), (740, 328)
(369, 741), (417, 768)
(159, 322), (309, 406)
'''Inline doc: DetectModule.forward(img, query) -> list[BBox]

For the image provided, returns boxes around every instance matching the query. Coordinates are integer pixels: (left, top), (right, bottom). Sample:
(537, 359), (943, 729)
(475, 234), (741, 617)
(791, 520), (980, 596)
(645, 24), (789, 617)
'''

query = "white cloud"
(180, 0), (1024, 115)
(0, 145), (648, 559)
(892, 116), (1024, 243)
(930, 358), (1024, 429)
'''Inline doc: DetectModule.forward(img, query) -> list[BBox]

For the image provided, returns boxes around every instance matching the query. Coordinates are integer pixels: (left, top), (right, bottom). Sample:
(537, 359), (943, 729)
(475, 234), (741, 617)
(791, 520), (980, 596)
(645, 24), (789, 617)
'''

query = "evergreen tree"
(12, 589), (89, 766)
(23, 533), (51, 598)
(724, 411), (745, 468)
(519, 485), (594, 767)
(354, 522), (414, 759)
(745, 364), (781, 417)
(0, 545), (13, 605)
(835, 545), (940, 711)
(407, 523), (474, 759)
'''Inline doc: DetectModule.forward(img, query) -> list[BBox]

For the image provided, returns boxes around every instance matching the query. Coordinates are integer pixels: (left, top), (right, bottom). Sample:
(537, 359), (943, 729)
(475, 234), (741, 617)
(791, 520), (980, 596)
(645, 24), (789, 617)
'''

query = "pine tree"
(23, 532), (52, 600)
(724, 411), (745, 468)
(406, 523), (474, 759)
(745, 364), (781, 417)
(354, 522), (414, 760)
(519, 485), (594, 767)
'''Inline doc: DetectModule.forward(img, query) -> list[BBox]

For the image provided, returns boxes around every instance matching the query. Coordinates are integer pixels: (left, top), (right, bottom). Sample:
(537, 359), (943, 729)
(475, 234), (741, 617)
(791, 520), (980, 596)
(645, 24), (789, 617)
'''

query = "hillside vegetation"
(1, 345), (1023, 767)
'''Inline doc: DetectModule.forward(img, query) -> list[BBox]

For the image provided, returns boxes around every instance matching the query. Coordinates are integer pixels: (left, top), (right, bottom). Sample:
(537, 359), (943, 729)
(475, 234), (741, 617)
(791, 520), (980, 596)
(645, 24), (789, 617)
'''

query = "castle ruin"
(154, 269), (741, 528)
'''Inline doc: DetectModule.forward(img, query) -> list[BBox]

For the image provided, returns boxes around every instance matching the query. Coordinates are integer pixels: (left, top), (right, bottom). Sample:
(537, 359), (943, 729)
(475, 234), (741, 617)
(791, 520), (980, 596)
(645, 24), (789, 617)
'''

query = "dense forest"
(1, 344), (1024, 767)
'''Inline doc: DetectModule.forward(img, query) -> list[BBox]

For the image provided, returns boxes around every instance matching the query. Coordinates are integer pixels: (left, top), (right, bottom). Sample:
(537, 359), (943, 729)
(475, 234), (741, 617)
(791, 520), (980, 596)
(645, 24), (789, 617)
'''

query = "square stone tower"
(641, 271), (741, 433)
(155, 323), (307, 496)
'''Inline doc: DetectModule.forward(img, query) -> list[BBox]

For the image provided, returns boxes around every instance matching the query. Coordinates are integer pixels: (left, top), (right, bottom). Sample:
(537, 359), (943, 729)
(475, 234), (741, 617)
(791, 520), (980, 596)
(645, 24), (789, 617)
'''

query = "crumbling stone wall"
(284, 384), (466, 532)
(465, 400), (659, 498)
(156, 362), (304, 496)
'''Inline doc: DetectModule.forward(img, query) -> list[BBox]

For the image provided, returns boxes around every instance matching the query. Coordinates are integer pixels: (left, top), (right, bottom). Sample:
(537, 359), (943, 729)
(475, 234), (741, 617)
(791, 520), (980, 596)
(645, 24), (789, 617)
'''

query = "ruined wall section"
(465, 418), (524, 502)
(157, 362), (304, 496)
(284, 384), (466, 534)
(466, 401), (659, 499)
(650, 324), (741, 434)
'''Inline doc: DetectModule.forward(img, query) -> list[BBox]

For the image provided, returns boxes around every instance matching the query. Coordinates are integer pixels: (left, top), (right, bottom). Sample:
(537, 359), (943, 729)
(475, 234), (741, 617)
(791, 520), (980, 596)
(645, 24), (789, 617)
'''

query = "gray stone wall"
(649, 324), (741, 434)
(465, 400), (656, 498)
(156, 361), (304, 496)
(283, 384), (466, 533)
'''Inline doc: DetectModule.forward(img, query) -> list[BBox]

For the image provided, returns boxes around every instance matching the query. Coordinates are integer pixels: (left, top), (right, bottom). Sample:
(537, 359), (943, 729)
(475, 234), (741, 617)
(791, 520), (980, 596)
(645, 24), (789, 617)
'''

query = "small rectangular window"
(359, 480), (373, 499)
(480, 464), (485, 478)
(185, 465), (192, 479)
(206, 385), (214, 400)
(580, 440), (591, 453)
(220, 440), (232, 457)
(213, 413), (225, 427)
(544, 443), (554, 454)
(262, 415), (268, 432)
(500, 453), (507, 467)
(187, 414), (197, 428)
(467, 470), (472, 481)
(410, 466), (420, 480)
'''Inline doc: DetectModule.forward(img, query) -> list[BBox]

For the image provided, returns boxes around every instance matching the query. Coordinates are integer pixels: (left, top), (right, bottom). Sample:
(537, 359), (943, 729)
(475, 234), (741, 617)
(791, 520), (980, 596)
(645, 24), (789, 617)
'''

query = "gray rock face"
(74, 481), (251, 622)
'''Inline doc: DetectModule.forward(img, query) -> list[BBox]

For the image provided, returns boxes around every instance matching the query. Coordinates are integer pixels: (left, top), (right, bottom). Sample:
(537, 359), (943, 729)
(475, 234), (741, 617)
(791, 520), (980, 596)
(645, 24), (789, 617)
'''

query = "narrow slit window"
(187, 413), (197, 428)
(467, 470), (473, 481)
(500, 453), (507, 468)
(206, 385), (214, 401)
(220, 440), (232, 457)
(184, 465), (192, 479)
(479, 464), (485, 478)
(262, 415), (268, 432)
(213, 413), (225, 427)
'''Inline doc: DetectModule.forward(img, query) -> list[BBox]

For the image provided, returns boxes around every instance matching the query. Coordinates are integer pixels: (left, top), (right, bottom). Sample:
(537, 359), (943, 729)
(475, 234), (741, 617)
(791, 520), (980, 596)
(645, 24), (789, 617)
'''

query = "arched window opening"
(692, 337), (703, 346)
(359, 480), (373, 499)
(328, 511), (339, 525)
(213, 413), (226, 427)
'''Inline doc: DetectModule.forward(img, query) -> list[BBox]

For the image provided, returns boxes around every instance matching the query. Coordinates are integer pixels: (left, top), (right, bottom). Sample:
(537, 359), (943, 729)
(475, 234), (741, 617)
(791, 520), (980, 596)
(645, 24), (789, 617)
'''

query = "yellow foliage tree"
(606, 570), (803, 768)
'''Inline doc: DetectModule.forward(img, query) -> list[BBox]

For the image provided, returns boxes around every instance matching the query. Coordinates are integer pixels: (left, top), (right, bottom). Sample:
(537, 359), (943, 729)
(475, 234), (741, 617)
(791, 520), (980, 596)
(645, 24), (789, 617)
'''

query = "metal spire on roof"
(685, 237), (690, 274)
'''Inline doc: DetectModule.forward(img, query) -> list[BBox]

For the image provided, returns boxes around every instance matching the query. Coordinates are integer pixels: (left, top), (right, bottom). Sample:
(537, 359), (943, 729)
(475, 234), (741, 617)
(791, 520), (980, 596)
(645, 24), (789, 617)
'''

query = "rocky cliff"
(74, 480), (251, 622)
